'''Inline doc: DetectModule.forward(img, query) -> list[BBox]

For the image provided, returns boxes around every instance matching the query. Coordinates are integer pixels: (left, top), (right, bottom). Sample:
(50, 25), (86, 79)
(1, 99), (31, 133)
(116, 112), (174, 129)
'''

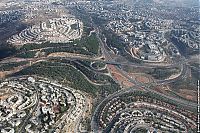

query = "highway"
(0, 16), (193, 109)
(157, 63), (188, 84)
(0, 52), (182, 70)
(90, 16), (197, 108)
(91, 86), (196, 132)
(89, 14), (196, 132)
(0, 11), (196, 133)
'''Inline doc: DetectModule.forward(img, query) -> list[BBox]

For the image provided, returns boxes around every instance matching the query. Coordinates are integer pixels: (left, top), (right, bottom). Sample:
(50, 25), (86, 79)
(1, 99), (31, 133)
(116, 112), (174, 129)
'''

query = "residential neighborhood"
(0, 76), (87, 133)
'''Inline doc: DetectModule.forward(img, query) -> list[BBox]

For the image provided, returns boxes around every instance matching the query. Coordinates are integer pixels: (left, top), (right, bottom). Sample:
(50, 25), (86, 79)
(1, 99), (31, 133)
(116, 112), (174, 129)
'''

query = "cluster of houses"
(96, 91), (196, 132)
(0, 10), (23, 24)
(0, 76), (86, 133)
(75, 0), (199, 62)
(8, 17), (83, 46)
(172, 29), (200, 50)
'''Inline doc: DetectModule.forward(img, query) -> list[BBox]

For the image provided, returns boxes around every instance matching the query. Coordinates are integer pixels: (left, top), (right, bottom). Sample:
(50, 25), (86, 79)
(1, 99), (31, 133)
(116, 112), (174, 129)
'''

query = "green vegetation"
(103, 30), (124, 51)
(74, 33), (99, 55)
(77, 60), (91, 67)
(71, 61), (110, 84)
(71, 23), (78, 30)
(119, 90), (196, 112)
(92, 15), (107, 26)
(140, 44), (150, 53)
(91, 62), (106, 70)
(83, 27), (94, 36)
(45, 59), (110, 84)
(18, 34), (99, 57)
(121, 66), (180, 80)
(41, 46), (91, 55)
(0, 43), (17, 59)
(191, 67), (199, 81)
(171, 36), (199, 57)
(20, 42), (73, 51)
(0, 61), (28, 71)
(191, 62), (200, 68)
(133, 128), (148, 133)
(16, 51), (37, 58)
(128, 18), (142, 23)
(70, 8), (92, 27)
(171, 77), (195, 88)
(13, 61), (97, 94)
(12, 61), (120, 96)
(147, 67), (180, 80)
(77, 60), (109, 73)
(60, 105), (69, 113)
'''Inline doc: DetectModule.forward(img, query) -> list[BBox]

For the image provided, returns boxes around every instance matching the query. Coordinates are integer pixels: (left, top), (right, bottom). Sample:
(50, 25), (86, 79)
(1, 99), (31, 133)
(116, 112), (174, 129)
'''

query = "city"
(0, 0), (199, 133)
(0, 76), (89, 132)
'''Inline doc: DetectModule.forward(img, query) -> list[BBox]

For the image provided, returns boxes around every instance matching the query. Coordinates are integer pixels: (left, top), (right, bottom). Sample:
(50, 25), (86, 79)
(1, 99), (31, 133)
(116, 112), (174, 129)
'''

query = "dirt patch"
(122, 80), (134, 88)
(128, 73), (153, 84)
(177, 89), (197, 102)
(135, 76), (150, 83)
(0, 71), (13, 78)
(112, 73), (125, 83)
(0, 64), (29, 79)
(152, 85), (170, 95)
(108, 65), (134, 88)
(0, 93), (10, 100)
(48, 52), (90, 58)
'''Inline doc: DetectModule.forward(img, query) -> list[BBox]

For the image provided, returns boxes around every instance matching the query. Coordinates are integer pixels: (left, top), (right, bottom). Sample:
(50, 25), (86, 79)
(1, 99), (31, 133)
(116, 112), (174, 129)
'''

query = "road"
(0, 15), (193, 108)
(90, 15), (197, 132)
(0, 53), (181, 69)
(91, 13), (195, 105)
(18, 84), (39, 133)
(0, 11), (196, 133)
(157, 63), (188, 84)
(91, 85), (197, 132)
